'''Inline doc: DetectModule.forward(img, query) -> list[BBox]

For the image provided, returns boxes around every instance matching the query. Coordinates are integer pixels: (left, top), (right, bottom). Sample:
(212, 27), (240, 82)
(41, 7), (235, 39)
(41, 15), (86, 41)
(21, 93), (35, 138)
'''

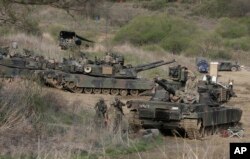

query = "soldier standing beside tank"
(111, 97), (125, 133)
(94, 98), (108, 128)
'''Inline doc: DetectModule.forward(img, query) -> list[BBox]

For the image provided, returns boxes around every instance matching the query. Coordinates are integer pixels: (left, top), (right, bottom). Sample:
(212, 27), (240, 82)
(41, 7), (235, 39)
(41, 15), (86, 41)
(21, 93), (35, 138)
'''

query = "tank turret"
(57, 59), (175, 79)
(112, 59), (176, 79)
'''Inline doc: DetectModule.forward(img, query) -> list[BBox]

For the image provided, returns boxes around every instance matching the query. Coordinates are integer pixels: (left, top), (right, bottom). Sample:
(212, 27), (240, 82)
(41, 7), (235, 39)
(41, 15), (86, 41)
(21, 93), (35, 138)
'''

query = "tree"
(0, 0), (104, 34)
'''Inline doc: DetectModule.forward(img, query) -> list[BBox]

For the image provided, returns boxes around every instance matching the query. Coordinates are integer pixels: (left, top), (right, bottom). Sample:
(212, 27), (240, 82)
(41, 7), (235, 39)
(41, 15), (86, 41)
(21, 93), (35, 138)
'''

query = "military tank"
(42, 59), (175, 96)
(127, 66), (242, 139)
(0, 55), (49, 80)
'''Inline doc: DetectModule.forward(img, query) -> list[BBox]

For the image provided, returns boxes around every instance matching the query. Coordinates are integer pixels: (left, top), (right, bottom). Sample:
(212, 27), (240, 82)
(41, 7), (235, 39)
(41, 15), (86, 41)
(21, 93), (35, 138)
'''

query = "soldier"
(82, 56), (89, 65)
(228, 79), (234, 90)
(111, 97), (125, 133)
(228, 79), (237, 97)
(9, 41), (18, 57)
(104, 52), (113, 64)
(170, 73), (199, 104)
(183, 74), (199, 103)
(170, 90), (183, 103)
(94, 97), (108, 128)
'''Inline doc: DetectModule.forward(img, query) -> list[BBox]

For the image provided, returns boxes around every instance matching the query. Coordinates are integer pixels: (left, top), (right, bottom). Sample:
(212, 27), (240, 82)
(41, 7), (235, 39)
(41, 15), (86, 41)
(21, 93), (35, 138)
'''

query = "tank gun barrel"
(154, 79), (176, 95)
(134, 60), (164, 70)
(135, 59), (176, 72)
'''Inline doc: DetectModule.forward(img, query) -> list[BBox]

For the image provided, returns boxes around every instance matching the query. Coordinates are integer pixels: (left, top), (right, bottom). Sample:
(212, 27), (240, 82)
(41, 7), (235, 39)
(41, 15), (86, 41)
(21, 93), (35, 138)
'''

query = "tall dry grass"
(0, 80), (144, 158)
(1, 33), (69, 61)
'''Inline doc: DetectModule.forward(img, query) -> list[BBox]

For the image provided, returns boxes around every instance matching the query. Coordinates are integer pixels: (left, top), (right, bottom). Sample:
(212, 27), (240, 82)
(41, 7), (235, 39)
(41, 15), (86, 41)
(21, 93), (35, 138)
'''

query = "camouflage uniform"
(170, 90), (184, 103)
(170, 75), (199, 103)
(105, 53), (113, 64)
(94, 98), (108, 128)
(111, 97), (125, 133)
(183, 76), (199, 103)
(9, 42), (18, 57)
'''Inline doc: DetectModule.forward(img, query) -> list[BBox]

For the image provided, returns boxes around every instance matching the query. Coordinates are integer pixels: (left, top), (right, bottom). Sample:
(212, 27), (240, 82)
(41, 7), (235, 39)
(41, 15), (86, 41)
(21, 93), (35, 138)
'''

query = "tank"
(42, 59), (176, 96)
(127, 67), (242, 139)
(0, 55), (48, 79)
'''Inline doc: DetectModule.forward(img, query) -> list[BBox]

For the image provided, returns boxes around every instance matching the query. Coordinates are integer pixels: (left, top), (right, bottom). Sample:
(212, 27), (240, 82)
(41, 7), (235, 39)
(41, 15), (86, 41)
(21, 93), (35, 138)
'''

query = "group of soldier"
(94, 96), (125, 133)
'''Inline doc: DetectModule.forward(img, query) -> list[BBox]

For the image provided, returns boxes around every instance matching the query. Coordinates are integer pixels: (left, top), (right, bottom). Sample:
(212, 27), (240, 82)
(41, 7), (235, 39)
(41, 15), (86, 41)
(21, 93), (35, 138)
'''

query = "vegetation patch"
(216, 18), (248, 39)
(105, 136), (163, 157)
(193, 0), (250, 18)
(114, 14), (198, 54)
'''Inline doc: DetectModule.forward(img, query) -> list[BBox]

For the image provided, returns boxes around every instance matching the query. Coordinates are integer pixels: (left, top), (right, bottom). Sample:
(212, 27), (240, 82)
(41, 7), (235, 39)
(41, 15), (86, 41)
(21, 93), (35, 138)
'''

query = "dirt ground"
(44, 69), (250, 159)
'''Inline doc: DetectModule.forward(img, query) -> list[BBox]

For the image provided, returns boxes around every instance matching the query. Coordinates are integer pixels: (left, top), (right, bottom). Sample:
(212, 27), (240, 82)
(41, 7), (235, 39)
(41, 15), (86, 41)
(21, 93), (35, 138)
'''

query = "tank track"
(44, 77), (142, 96)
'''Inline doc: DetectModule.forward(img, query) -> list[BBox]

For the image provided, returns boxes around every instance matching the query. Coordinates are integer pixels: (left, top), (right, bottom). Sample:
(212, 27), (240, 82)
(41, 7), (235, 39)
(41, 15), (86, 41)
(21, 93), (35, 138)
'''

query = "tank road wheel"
(111, 89), (119, 95)
(102, 89), (110, 95)
(93, 88), (102, 94)
(84, 88), (93, 94)
(52, 79), (63, 89)
(67, 81), (75, 89)
(231, 66), (237, 72)
(120, 89), (128, 96)
(130, 90), (139, 96)
(55, 83), (63, 89)
(73, 87), (83, 93)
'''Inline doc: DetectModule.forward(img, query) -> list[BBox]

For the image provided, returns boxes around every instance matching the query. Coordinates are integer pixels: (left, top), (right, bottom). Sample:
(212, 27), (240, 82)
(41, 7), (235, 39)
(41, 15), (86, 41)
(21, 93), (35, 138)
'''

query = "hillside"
(0, 0), (250, 158)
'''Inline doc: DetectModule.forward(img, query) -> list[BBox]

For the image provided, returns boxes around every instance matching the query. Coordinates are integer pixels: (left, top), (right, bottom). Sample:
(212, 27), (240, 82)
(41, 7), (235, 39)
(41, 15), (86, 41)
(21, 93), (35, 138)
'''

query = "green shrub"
(160, 36), (190, 54)
(114, 15), (171, 45)
(141, 0), (167, 11)
(224, 37), (250, 51)
(114, 15), (198, 54)
(209, 49), (232, 60)
(216, 18), (248, 39)
(193, 0), (250, 17)
(238, 17), (250, 36)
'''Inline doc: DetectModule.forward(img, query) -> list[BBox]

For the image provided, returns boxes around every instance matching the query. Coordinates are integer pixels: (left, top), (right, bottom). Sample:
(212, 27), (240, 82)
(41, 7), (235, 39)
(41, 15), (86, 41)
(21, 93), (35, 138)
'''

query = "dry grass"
(0, 80), (145, 158)
(1, 33), (69, 60)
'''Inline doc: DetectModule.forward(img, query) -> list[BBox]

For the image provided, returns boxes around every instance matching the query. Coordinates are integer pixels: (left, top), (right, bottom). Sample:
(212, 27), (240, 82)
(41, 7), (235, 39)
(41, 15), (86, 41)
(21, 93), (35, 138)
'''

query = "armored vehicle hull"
(0, 57), (47, 80)
(42, 71), (155, 96)
(127, 100), (242, 139)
